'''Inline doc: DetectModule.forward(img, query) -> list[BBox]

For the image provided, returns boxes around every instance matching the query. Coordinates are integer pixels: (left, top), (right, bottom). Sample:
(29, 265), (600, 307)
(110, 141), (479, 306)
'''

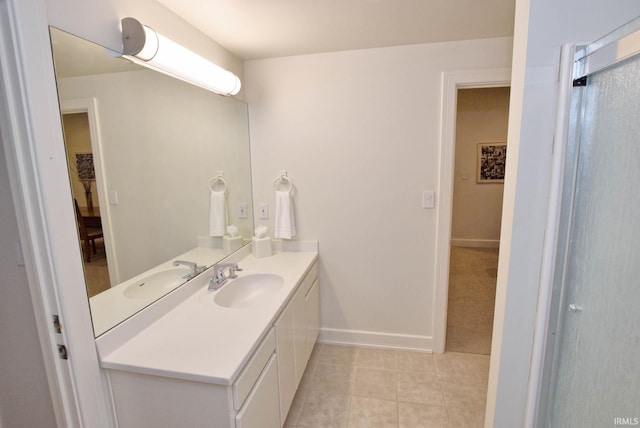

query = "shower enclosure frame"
(531, 16), (640, 427)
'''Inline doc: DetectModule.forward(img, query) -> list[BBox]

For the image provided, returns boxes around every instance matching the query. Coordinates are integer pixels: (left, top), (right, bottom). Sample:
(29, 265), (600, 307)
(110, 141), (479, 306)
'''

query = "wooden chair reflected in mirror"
(74, 198), (103, 263)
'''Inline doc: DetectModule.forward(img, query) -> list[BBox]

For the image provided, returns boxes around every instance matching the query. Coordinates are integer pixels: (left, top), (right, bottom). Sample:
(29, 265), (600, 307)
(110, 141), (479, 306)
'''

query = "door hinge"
(57, 345), (68, 360)
(52, 315), (62, 334)
(573, 76), (587, 87)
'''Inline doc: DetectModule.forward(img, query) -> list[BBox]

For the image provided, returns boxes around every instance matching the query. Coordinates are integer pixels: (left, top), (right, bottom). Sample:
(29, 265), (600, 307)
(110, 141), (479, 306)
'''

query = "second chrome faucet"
(173, 260), (206, 279)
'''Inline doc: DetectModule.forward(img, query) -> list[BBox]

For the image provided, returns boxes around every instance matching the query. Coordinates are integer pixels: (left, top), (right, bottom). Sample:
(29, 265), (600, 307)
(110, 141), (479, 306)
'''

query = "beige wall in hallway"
(452, 87), (510, 246)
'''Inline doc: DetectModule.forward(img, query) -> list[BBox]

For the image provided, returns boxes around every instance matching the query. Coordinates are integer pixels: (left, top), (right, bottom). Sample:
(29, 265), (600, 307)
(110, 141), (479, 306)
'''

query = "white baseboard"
(451, 238), (500, 248)
(318, 328), (433, 353)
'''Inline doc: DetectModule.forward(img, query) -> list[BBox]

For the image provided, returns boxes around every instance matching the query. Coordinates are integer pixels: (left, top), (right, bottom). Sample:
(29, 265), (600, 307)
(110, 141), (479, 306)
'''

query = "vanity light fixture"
(121, 17), (241, 96)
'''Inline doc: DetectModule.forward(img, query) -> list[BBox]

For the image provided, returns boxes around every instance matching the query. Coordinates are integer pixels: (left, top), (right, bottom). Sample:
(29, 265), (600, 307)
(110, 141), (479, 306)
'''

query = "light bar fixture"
(121, 17), (241, 96)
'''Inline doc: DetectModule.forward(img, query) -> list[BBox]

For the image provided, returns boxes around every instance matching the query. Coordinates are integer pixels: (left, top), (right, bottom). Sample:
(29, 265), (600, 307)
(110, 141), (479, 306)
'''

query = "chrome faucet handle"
(228, 266), (243, 279)
(208, 275), (225, 291)
(208, 262), (241, 291)
(208, 271), (227, 291)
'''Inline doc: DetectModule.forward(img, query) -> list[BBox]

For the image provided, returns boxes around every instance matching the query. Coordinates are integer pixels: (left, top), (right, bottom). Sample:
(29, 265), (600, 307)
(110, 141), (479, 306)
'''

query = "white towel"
(209, 190), (227, 237)
(274, 190), (296, 239)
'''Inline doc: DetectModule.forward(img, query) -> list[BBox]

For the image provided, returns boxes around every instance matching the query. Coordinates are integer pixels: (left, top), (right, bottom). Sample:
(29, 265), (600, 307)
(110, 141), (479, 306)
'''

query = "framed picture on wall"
(477, 142), (507, 183)
(75, 152), (95, 180)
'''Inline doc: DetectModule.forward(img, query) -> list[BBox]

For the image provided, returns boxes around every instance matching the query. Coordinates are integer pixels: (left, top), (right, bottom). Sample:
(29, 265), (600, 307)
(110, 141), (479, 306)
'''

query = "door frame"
(524, 44), (576, 427)
(61, 98), (119, 284)
(0, 0), (116, 426)
(433, 68), (511, 354)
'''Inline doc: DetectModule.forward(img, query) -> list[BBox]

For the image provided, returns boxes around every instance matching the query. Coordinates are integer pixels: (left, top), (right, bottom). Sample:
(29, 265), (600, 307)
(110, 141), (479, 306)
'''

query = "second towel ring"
(210, 176), (227, 192)
(273, 174), (293, 192)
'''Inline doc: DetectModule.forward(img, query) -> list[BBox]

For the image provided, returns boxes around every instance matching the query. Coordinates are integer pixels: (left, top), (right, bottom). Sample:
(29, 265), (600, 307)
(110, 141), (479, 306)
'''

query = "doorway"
(433, 68), (511, 355)
(446, 87), (510, 354)
(61, 112), (110, 297)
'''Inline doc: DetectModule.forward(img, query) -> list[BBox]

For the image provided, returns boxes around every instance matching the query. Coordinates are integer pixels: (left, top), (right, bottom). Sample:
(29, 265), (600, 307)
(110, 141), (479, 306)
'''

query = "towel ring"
(273, 174), (293, 192)
(210, 176), (227, 192)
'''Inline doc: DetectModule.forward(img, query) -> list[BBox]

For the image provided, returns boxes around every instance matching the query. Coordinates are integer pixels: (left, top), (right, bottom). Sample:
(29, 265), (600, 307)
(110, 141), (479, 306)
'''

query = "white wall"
(452, 87), (510, 247)
(488, 0), (640, 426)
(0, 135), (56, 426)
(245, 37), (513, 350)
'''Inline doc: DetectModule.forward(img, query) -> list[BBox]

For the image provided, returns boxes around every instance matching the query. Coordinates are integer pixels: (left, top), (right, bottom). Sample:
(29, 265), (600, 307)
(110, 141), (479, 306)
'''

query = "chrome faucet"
(209, 262), (242, 291)
(173, 260), (206, 279)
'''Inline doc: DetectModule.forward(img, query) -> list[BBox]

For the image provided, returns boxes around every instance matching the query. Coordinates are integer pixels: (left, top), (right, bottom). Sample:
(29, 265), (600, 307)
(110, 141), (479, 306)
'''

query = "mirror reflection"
(50, 27), (254, 336)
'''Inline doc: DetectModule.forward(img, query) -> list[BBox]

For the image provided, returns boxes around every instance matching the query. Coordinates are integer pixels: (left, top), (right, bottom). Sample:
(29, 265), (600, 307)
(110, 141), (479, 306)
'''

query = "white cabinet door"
(235, 355), (280, 428)
(305, 279), (320, 360)
(275, 296), (296, 422)
(292, 286), (307, 386)
(275, 265), (319, 425)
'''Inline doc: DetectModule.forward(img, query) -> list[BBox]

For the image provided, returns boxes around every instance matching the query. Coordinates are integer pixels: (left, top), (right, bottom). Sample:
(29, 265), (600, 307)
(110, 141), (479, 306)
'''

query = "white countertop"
(99, 247), (318, 385)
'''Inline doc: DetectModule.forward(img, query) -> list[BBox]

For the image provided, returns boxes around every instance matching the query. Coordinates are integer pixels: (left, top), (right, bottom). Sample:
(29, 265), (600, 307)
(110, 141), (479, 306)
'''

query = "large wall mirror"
(49, 27), (254, 336)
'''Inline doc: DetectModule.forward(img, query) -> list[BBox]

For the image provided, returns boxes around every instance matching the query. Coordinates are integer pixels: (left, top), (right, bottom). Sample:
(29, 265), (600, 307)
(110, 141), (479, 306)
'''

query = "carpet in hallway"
(445, 246), (499, 355)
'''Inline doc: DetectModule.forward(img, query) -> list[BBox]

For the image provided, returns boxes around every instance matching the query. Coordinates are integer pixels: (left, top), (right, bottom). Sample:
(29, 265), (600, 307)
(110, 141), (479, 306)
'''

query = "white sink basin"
(123, 267), (191, 299)
(212, 274), (284, 308)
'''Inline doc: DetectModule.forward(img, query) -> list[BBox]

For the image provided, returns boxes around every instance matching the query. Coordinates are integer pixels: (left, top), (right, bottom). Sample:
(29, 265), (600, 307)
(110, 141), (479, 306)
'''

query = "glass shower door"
(543, 20), (640, 428)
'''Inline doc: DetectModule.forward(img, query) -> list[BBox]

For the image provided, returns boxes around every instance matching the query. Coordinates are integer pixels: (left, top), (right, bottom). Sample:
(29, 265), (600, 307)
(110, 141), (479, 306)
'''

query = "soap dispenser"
(252, 225), (272, 258)
(223, 225), (243, 254)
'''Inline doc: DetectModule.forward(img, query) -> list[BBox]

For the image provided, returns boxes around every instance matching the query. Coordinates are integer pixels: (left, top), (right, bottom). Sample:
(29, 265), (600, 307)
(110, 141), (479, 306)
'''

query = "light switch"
(239, 203), (248, 219)
(259, 203), (269, 219)
(422, 191), (436, 209)
(108, 190), (119, 205)
(462, 170), (469, 180)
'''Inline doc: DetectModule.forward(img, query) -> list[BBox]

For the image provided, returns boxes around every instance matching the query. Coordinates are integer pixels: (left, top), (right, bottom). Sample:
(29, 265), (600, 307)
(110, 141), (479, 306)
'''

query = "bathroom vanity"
(97, 242), (319, 427)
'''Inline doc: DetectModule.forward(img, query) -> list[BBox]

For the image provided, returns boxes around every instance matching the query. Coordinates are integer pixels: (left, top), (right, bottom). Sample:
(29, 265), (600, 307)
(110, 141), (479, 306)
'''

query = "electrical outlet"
(259, 203), (269, 219)
(239, 203), (248, 219)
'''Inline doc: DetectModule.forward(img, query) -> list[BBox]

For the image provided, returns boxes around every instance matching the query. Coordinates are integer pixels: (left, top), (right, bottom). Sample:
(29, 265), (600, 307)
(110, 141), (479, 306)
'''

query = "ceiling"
(156, 0), (516, 60)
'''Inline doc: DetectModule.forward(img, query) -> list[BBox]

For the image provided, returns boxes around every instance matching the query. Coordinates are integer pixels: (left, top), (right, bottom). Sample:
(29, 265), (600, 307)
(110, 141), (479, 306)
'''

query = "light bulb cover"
(121, 17), (241, 96)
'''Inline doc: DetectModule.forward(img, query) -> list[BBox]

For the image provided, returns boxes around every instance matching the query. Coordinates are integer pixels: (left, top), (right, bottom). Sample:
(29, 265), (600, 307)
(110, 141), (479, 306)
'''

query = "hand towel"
(274, 190), (296, 239)
(209, 190), (227, 237)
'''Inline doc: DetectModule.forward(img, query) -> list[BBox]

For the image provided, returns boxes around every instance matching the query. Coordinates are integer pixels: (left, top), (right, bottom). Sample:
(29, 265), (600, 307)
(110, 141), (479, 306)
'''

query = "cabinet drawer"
(235, 354), (280, 428)
(233, 328), (276, 410)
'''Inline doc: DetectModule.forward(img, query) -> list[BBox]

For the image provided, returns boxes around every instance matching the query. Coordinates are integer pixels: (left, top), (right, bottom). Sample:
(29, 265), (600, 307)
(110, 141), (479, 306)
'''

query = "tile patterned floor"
(284, 344), (489, 428)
